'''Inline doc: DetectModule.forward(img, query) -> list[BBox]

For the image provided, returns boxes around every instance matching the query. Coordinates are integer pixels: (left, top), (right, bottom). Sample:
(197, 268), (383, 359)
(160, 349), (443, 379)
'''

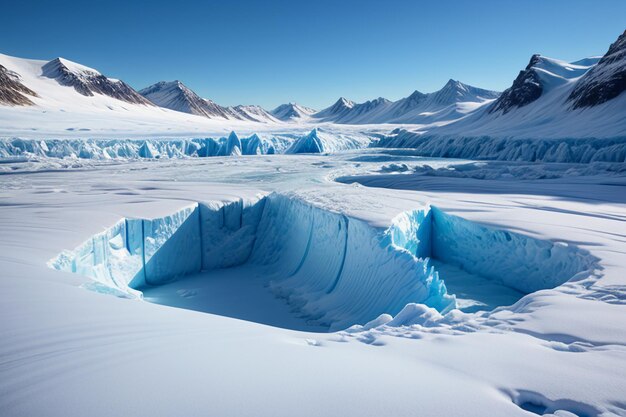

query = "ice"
(50, 194), (593, 331)
(286, 128), (373, 154)
(378, 129), (626, 163)
(141, 205), (202, 287)
(0, 129), (373, 160)
(219, 131), (242, 156)
(429, 207), (593, 294)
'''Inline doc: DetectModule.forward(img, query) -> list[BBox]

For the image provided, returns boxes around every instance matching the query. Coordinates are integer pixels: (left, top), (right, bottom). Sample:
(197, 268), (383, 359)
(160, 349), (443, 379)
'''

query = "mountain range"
(0, 29), (624, 139)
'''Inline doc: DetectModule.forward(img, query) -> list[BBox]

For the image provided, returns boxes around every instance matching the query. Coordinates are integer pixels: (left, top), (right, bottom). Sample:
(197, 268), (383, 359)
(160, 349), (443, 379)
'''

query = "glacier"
(0, 128), (374, 160)
(377, 129), (626, 163)
(286, 128), (372, 154)
(49, 193), (594, 332)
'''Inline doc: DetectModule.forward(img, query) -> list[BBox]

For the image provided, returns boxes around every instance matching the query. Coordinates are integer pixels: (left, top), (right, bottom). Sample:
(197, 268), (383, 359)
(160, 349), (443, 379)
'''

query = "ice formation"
(49, 194), (593, 331)
(0, 129), (373, 160)
(377, 129), (626, 163)
(286, 128), (373, 154)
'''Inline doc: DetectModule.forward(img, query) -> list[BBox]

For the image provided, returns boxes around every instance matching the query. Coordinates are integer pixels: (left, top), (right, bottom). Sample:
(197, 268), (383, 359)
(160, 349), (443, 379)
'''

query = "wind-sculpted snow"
(0, 129), (373, 160)
(49, 194), (593, 331)
(377, 129), (626, 163)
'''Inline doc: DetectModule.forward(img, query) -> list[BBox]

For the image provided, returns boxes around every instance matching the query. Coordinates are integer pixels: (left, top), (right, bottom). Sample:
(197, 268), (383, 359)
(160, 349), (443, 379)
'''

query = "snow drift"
(49, 194), (594, 331)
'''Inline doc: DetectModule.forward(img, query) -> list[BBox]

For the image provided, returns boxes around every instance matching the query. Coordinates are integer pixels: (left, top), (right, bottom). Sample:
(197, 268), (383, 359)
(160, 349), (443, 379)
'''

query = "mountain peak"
(336, 97), (355, 107)
(140, 80), (233, 118)
(41, 57), (150, 104)
(47, 57), (101, 76)
(430, 79), (499, 106)
(271, 102), (316, 121)
(526, 54), (543, 69)
(602, 29), (626, 64)
(489, 54), (544, 114)
(568, 29), (626, 108)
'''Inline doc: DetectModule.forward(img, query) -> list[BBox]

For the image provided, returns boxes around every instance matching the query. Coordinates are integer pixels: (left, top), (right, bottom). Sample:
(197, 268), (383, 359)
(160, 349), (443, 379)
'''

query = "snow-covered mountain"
(313, 97), (355, 120)
(488, 55), (598, 114)
(0, 53), (279, 137)
(313, 80), (499, 124)
(271, 102), (316, 121)
(42, 57), (152, 105)
(139, 80), (279, 123)
(0, 63), (38, 105)
(229, 104), (279, 123)
(568, 29), (626, 108)
(139, 80), (233, 119)
(401, 33), (626, 140)
(378, 31), (626, 155)
(1, 29), (624, 140)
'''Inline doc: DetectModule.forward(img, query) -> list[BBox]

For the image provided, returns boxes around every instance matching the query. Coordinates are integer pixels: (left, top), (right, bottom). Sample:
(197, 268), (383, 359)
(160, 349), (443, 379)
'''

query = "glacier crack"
(49, 194), (595, 332)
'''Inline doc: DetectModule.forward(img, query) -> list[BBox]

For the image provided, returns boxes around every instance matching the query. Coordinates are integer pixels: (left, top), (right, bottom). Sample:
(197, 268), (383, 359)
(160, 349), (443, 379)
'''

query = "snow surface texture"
(2, 149), (626, 417)
(50, 194), (593, 331)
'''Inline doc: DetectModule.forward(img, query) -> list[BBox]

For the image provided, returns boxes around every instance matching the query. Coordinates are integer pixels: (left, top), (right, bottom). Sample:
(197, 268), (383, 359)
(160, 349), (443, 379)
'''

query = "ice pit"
(49, 194), (593, 332)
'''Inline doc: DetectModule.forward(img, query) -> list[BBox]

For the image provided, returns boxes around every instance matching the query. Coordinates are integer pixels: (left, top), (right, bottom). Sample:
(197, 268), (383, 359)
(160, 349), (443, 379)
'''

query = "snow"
(2, 32), (626, 417)
(271, 102), (317, 121)
(312, 80), (499, 125)
(1, 49), (623, 142)
(0, 53), (282, 138)
(0, 129), (376, 161)
(2, 149), (626, 416)
(50, 57), (103, 76)
(285, 128), (373, 154)
(388, 55), (625, 141)
(377, 131), (626, 163)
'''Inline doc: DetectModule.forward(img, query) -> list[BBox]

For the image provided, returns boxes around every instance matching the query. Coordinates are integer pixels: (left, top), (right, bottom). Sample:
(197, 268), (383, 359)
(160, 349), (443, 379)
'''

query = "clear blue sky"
(1, 0), (624, 109)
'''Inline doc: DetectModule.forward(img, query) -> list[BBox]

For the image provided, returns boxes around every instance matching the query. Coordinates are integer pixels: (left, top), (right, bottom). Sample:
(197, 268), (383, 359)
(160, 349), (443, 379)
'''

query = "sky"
(1, 0), (625, 109)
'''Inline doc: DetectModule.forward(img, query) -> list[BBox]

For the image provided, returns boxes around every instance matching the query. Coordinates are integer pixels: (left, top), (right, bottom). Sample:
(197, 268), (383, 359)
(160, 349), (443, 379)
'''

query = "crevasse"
(49, 194), (594, 331)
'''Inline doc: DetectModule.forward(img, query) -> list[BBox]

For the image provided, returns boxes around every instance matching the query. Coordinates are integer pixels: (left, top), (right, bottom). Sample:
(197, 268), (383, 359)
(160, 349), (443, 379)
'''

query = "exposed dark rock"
(489, 54), (543, 114)
(568, 30), (626, 108)
(42, 58), (151, 105)
(0, 65), (38, 106)
(141, 80), (231, 118)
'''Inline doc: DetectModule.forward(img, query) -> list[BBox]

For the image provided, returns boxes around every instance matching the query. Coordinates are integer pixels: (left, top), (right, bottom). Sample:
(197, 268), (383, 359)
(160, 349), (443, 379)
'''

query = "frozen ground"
(1, 146), (626, 416)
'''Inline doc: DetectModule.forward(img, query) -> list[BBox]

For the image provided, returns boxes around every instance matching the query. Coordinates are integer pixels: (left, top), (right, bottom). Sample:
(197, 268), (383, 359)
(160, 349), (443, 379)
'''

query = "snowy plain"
(1, 34), (626, 416)
(1, 146), (626, 417)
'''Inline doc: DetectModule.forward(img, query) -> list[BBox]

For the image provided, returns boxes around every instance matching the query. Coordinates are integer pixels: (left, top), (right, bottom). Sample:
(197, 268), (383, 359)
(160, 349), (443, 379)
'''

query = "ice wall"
(0, 129), (373, 160)
(286, 128), (373, 154)
(49, 218), (144, 298)
(249, 195), (452, 330)
(377, 129), (626, 163)
(429, 207), (593, 293)
(141, 206), (202, 287)
(199, 198), (266, 271)
(50, 195), (593, 329)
